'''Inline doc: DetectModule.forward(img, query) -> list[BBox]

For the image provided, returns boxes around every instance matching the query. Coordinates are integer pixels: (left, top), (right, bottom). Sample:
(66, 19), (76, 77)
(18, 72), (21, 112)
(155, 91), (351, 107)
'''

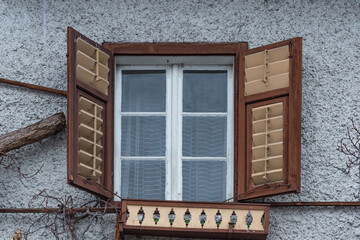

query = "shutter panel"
(67, 27), (114, 198)
(239, 38), (302, 200)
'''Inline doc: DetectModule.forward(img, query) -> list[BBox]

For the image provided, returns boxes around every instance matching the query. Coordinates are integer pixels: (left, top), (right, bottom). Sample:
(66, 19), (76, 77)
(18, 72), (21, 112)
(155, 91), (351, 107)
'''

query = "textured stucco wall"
(0, 0), (359, 239)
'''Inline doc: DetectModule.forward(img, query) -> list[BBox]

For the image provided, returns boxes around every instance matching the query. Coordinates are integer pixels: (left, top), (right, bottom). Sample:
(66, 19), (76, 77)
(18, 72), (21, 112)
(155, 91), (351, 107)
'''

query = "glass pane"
(183, 70), (227, 112)
(182, 160), (227, 202)
(121, 116), (166, 156)
(122, 70), (166, 112)
(183, 116), (227, 157)
(121, 160), (166, 200)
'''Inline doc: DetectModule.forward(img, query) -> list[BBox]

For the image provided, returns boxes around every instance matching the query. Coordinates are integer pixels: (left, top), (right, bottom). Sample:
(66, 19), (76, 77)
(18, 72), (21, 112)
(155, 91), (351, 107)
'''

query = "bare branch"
(23, 190), (120, 239)
(0, 112), (66, 153)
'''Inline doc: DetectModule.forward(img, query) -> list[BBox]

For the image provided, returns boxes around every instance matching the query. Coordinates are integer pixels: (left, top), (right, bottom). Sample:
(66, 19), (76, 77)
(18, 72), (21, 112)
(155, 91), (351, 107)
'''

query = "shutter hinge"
(70, 174), (74, 181)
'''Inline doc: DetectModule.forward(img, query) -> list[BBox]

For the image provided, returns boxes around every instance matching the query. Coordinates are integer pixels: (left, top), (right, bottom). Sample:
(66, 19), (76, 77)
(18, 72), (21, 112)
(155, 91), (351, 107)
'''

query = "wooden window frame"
(68, 26), (302, 202)
(104, 42), (247, 202)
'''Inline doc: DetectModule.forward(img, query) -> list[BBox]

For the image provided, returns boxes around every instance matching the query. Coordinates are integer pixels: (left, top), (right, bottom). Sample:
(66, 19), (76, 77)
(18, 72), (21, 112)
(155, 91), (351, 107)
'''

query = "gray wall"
(0, 0), (359, 239)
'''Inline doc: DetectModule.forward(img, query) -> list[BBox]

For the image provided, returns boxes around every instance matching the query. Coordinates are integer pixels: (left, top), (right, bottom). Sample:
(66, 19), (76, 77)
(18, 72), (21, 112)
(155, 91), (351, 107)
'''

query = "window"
(67, 27), (302, 202)
(114, 57), (234, 201)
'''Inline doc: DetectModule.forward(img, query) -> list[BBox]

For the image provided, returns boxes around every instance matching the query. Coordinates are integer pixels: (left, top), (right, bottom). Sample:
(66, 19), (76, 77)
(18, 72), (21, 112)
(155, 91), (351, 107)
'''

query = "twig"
(335, 118), (360, 200)
(0, 152), (43, 186)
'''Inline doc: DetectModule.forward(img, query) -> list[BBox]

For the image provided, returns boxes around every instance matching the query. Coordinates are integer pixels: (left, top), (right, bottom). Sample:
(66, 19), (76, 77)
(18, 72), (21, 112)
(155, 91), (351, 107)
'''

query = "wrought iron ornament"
(230, 211), (237, 227)
(137, 207), (145, 224)
(199, 210), (207, 228)
(168, 208), (176, 226)
(153, 208), (160, 224)
(183, 209), (191, 227)
(215, 210), (222, 229)
(126, 207), (130, 221)
(245, 211), (253, 229)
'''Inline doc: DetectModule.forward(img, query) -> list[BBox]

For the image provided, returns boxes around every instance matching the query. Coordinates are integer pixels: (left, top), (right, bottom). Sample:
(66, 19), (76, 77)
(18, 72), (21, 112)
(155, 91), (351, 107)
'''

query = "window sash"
(114, 65), (169, 201)
(114, 63), (234, 201)
(178, 65), (234, 201)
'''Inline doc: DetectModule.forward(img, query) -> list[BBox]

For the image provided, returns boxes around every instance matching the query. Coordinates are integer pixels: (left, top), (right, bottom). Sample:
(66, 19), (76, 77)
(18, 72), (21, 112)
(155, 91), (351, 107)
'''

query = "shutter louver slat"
(78, 150), (102, 167)
(78, 163), (102, 182)
(78, 137), (103, 153)
(79, 110), (103, 129)
(253, 129), (283, 146)
(76, 50), (96, 70)
(245, 45), (289, 68)
(245, 60), (289, 82)
(78, 123), (103, 141)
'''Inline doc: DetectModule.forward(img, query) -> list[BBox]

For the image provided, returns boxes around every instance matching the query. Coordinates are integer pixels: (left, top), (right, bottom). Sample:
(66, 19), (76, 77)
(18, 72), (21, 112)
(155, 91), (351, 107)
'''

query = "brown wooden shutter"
(239, 38), (302, 200)
(67, 27), (114, 198)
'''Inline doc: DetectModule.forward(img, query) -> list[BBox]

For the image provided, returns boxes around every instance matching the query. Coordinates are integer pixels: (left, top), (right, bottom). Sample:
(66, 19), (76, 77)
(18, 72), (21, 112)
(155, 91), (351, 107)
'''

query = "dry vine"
(0, 152), (42, 186)
(23, 189), (120, 240)
(335, 118), (360, 199)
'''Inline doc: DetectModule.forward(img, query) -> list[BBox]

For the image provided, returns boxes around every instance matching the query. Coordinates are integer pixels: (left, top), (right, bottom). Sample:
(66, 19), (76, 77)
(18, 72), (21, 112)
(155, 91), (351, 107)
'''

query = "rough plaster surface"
(0, 0), (359, 239)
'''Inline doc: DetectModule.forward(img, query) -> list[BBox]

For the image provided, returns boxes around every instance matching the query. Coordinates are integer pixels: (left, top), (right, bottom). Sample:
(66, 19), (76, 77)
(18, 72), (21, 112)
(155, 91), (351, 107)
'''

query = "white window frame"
(114, 56), (234, 201)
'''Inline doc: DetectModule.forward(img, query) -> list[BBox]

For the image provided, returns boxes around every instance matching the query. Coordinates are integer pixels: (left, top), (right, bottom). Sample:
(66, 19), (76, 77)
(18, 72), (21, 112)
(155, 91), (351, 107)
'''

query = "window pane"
(121, 116), (166, 156)
(183, 70), (227, 112)
(122, 70), (166, 112)
(121, 160), (165, 200)
(183, 116), (227, 157)
(182, 160), (227, 202)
